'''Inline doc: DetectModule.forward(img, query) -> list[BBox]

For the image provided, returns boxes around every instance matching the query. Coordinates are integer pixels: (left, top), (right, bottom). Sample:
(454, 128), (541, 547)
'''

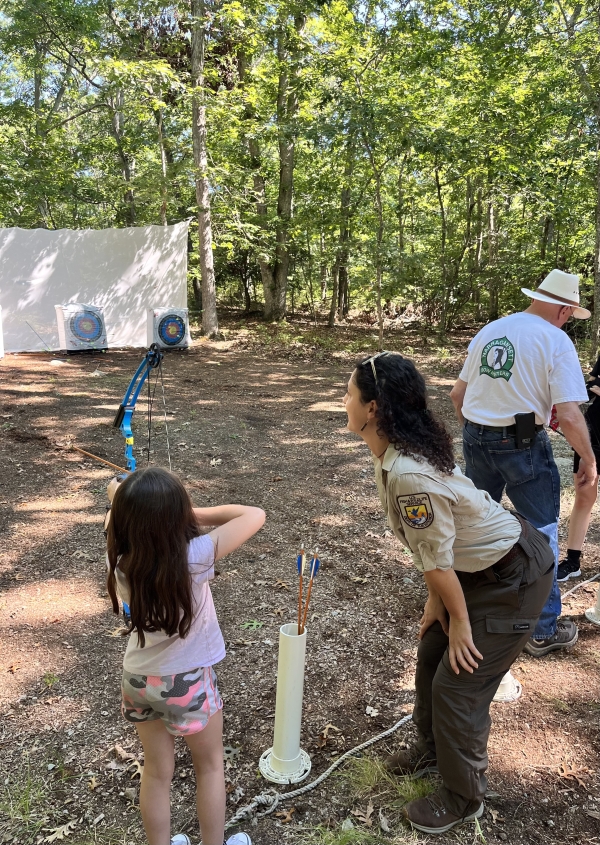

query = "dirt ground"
(1, 316), (599, 845)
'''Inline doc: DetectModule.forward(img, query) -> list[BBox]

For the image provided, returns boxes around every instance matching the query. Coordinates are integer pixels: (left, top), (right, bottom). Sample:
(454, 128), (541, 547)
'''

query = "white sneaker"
(171, 836), (191, 845)
(226, 834), (252, 845)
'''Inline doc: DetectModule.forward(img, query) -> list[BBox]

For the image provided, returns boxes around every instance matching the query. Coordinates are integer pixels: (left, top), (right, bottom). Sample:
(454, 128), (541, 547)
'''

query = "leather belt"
(482, 540), (522, 582)
(465, 419), (544, 435)
(494, 542), (522, 568)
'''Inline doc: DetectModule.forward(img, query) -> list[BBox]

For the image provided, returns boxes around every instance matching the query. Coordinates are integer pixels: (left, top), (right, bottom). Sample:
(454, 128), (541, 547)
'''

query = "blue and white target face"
(158, 314), (185, 346)
(70, 310), (103, 342)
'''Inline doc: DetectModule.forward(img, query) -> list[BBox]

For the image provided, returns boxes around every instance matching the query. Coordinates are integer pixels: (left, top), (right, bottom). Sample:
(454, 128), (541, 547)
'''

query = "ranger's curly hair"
(354, 352), (455, 474)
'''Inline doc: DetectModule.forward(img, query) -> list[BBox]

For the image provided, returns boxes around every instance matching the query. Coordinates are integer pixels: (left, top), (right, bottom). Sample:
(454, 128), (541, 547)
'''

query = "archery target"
(158, 313), (186, 346)
(70, 310), (104, 343)
(55, 304), (107, 351)
(148, 307), (190, 349)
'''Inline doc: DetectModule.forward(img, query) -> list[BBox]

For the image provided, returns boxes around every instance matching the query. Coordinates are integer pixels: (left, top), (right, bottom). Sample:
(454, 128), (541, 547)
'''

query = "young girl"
(558, 353), (600, 581)
(344, 352), (554, 835)
(106, 467), (265, 845)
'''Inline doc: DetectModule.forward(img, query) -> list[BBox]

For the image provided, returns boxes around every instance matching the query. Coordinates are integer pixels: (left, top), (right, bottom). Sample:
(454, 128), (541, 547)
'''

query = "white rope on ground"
(561, 571), (600, 599)
(224, 713), (412, 830)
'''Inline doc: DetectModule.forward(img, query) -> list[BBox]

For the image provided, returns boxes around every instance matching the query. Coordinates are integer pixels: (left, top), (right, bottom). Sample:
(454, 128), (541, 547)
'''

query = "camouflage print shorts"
(121, 666), (223, 736)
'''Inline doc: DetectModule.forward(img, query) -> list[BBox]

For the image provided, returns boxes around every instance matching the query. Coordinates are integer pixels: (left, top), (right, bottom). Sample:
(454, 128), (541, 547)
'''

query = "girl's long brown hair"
(106, 467), (202, 647)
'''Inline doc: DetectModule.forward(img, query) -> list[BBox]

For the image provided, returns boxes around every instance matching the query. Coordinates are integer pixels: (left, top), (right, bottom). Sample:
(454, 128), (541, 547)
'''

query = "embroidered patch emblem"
(479, 336), (515, 380)
(398, 493), (434, 529)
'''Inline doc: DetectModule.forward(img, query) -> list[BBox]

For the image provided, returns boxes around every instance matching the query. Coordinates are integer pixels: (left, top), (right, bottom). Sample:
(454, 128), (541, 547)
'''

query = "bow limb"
(112, 344), (163, 472)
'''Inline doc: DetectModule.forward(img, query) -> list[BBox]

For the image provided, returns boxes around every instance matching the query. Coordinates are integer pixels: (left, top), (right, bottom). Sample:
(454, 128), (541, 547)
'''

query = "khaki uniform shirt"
(374, 446), (521, 573)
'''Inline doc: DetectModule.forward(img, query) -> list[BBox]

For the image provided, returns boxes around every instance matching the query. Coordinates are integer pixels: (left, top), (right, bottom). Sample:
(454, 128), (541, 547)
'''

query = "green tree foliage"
(1, 0), (599, 334)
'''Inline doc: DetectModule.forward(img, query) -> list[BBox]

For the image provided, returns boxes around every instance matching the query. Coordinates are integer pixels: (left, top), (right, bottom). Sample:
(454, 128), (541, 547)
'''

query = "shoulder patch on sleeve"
(397, 492), (435, 529)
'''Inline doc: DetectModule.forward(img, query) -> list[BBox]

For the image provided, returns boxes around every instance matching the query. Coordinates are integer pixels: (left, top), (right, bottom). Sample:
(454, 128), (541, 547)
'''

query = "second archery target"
(147, 307), (190, 349)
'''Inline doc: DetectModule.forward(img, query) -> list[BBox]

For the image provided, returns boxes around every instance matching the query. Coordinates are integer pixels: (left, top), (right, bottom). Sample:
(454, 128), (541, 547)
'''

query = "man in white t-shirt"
(450, 269), (597, 657)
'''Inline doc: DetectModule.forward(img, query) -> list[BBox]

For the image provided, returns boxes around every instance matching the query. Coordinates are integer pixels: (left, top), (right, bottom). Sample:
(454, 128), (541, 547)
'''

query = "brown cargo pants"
(412, 517), (554, 816)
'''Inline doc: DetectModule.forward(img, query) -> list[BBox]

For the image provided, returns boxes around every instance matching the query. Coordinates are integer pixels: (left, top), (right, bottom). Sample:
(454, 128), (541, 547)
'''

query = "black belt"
(465, 419), (544, 435)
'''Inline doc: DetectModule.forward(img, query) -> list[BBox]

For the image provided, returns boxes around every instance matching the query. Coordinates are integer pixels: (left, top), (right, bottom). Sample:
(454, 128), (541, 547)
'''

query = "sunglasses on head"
(362, 351), (390, 385)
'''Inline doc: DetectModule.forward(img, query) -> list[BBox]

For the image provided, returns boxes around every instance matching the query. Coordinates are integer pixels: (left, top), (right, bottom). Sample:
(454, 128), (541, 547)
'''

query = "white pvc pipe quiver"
(585, 584), (600, 626)
(259, 623), (311, 784)
(492, 670), (522, 703)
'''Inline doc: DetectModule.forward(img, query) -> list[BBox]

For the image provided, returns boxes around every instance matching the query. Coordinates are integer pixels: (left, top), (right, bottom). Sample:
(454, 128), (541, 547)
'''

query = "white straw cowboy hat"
(521, 269), (590, 319)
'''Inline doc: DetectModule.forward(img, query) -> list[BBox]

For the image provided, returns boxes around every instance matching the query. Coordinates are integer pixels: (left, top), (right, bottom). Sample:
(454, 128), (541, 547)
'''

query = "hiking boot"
(171, 836), (191, 845)
(404, 791), (484, 834)
(385, 747), (438, 778)
(557, 557), (582, 582)
(226, 835), (252, 845)
(522, 619), (578, 657)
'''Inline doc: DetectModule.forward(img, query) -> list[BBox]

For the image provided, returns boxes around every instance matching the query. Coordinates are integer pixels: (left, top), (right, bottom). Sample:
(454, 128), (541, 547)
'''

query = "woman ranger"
(343, 352), (553, 835)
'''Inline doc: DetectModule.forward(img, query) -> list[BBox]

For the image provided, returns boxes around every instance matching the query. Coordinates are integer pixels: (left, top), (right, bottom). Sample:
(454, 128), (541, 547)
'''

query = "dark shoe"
(522, 619), (578, 657)
(404, 792), (484, 834)
(557, 558), (582, 582)
(385, 747), (438, 778)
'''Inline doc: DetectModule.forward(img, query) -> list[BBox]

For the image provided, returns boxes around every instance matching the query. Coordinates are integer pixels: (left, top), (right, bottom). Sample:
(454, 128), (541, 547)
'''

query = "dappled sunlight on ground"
(307, 401), (345, 413)
(1, 325), (600, 845)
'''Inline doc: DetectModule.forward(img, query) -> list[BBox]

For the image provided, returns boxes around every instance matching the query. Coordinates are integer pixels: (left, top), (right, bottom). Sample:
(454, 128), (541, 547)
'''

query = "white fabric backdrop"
(0, 221), (189, 352)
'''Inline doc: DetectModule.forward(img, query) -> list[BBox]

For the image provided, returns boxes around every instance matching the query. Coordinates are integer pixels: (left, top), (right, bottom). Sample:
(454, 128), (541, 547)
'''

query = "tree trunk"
(155, 107), (168, 226)
(248, 132), (276, 313)
(108, 91), (136, 226)
(361, 128), (385, 346)
(374, 173), (384, 350)
(592, 137), (600, 355)
(487, 198), (499, 321)
(320, 231), (328, 301)
(238, 52), (275, 313)
(264, 14), (306, 320)
(435, 166), (449, 332)
(188, 230), (202, 311)
(397, 152), (408, 271)
(191, 0), (218, 337)
(241, 251), (252, 313)
(338, 260), (349, 316)
(472, 185), (484, 319)
(329, 137), (355, 326)
(33, 43), (49, 228)
(552, 1), (599, 352)
(305, 230), (317, 321)
(329, 262), (339, 328)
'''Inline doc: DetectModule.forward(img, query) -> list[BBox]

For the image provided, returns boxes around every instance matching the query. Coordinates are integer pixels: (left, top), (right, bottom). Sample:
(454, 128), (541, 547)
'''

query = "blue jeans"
(462, 422), (561, 638)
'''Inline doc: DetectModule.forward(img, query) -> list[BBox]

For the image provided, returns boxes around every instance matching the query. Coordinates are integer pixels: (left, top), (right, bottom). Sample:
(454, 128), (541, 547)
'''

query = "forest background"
(2, 0), (600, 346)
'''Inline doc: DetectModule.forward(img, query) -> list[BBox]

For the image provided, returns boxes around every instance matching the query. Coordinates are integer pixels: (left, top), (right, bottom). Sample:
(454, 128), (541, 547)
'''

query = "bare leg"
(135, 720), (176, 845)
(566, 473), (598, 550)
(184, 709), (225, 845)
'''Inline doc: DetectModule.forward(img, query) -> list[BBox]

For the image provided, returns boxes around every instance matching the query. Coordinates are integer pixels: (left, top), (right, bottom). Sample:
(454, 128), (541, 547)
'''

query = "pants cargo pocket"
(486, 616), (538, 635)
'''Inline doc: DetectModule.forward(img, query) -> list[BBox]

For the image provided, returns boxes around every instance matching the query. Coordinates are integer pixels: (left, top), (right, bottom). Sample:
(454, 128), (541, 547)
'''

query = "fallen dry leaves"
(275, 807), (295, 823)
(557, 762), (593, 787)
(352, 798), (374, 827)
(43, 820), (77, 842)
(113, 744), (136, 762)
(127, 760), (144, 779)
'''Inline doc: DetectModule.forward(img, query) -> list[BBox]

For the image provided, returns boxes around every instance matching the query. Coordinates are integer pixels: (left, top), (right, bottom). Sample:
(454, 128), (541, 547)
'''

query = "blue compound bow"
(72, 343), (171, 474)
(110, 343), (172, 621)
(112, 343), (171, 472)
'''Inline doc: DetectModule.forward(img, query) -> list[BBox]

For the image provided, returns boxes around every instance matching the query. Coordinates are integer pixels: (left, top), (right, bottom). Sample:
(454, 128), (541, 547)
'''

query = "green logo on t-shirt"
(479, 337), (515, 380)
